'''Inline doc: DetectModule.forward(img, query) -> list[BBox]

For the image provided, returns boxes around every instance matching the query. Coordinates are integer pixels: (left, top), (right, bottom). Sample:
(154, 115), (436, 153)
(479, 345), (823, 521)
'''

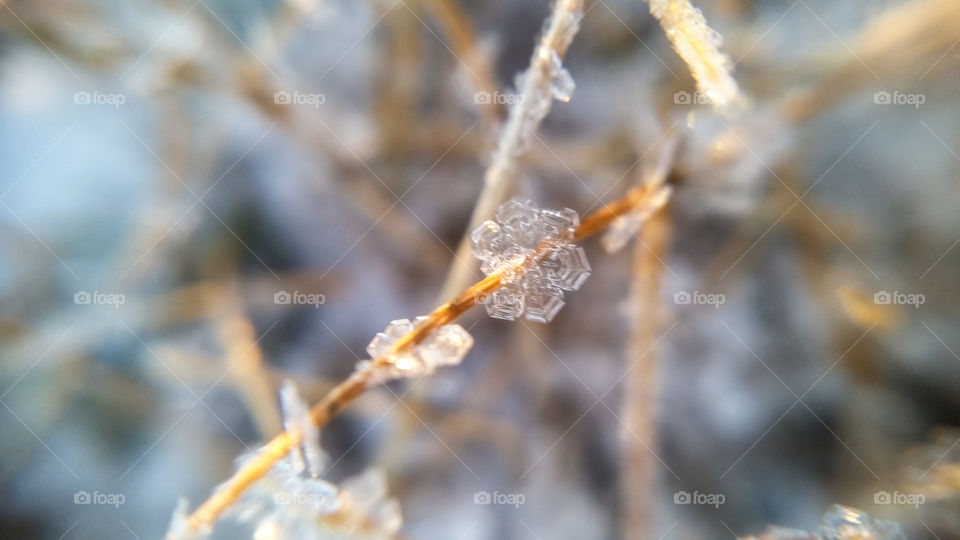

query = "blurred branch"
(620, 204), (671, 538)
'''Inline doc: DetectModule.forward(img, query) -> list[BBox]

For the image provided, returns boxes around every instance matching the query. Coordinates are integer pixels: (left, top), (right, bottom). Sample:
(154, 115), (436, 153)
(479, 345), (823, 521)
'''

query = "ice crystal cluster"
(501, 0), (580, 156)
(510, 49), (576, 149)
(166, 383), (402, 540)
(358, 317), (474, 382)
(745, 505), (905, 540)
(470, 197), (590, 323)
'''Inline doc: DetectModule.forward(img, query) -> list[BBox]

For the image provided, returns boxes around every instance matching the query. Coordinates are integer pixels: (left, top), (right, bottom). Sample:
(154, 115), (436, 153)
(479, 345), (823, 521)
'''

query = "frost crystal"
(817, 505), (905, 540)
(602, 185), (673, 253)
(226, 452), (402, 539)
(359, 318), (474, 382)
(471, 197), (590, 323)
(648, 0), (742, 112)
(167, 384), (405, 540)
(337, 469), (403, 537)
(165, 498), (210, 540)
(280, 381), (325, 477)
(743, 504), (905, 540)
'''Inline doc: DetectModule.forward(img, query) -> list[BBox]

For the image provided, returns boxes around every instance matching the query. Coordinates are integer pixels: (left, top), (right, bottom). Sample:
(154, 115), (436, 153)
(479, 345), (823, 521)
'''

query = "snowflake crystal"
(471, 197), (590, 323)
(359, 317), (474, 382)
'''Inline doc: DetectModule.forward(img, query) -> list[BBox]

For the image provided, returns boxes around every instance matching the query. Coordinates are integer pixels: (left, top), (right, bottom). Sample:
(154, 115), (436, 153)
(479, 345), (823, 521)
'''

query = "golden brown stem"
(621, 208), (671, 538)
(182, 182), (664, 535)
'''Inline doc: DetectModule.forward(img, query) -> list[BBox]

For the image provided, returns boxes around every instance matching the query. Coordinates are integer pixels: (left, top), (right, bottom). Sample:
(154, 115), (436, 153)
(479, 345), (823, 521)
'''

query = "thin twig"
(181, 180), (667, 535)
(620, 207), (671, 538)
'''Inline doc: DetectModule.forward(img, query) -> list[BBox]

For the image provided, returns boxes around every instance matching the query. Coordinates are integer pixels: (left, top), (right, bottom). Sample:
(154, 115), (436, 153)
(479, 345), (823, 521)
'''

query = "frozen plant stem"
(440, 0), (584, 300)
(179, 181), (669, 537)
(648, 0), (742, 111)
(620, 208), (670, 539)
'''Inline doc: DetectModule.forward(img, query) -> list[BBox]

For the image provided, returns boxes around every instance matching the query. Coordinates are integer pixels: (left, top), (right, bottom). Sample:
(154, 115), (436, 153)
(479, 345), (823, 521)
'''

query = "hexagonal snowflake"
(470, 197), (590, 323)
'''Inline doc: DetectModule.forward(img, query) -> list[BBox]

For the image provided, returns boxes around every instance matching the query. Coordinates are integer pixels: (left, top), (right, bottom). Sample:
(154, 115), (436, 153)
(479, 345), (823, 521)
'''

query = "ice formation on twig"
(280, 381), (325, 477)
(602, 185), (673, 254)
(167, 499), (210, 540)
(470, 197), (590, 323)
(165, 383), (402, 540)
(603, 129), (678, 253)
(743, 504), (905, 540)
(648, 0), (743, 112)
(358, 317), (474, 383)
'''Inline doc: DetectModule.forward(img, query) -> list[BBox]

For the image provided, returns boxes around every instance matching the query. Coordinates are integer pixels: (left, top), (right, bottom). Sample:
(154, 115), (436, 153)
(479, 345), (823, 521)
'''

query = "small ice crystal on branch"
(359, 318), (474, 382)
(816, 505), (905, 540)
(602, 184), (673, 253)
(742, 504), (905, 540)
(336, 469), (403, 537)
(471, 197), (590, 323)
(648, 0), (743, 112)
(166, 498), (210, 540)
(168, 383), (403, 539)
(280, 381), (326, 477)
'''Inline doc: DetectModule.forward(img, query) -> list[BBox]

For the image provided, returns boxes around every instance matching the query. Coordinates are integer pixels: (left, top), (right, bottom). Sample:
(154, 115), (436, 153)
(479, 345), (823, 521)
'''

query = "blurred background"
(2, 0), (960, 538)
